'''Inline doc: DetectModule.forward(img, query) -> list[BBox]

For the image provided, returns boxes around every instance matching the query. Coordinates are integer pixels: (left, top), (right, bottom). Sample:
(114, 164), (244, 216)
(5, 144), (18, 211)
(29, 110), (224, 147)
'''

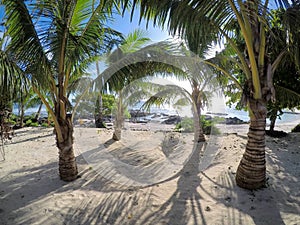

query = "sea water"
(13, 101), (300, 125)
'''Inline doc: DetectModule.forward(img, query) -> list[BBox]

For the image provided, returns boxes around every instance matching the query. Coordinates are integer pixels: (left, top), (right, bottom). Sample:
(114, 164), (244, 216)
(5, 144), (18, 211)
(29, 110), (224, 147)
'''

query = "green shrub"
(30, 122), (39, 127)
(175, 117), (193, 132)
(7, 119), (16, 125)
(200, 116), (221, 135)
(124, 109), (131, 119)
(10, 114), (19, 122)
(25, 119), (32, 126)
(175, 116), (220, 135)
(41, 123), (49, 127)
(24, 115), (33, 121)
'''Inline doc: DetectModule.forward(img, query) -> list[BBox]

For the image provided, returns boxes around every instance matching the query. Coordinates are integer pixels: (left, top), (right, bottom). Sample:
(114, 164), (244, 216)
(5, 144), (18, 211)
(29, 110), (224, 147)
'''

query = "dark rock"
(161, 115), (181, 124)
(103, 116), (113, 122)
(129, 110), (151, 118)
(266, 130), (288, 138)
(206, 112), (228, 116)
(131, 120), (149, 124)
(225, 196), (231, 202)
(225, 117), (247, 124)
(204, 115), (213, 120)
(151, 113), (161, 118)
(292, 124), (300, 132)
(13, 124), (22, 130)
(205, 206), (211, 211)
(38, 117), (48, 124)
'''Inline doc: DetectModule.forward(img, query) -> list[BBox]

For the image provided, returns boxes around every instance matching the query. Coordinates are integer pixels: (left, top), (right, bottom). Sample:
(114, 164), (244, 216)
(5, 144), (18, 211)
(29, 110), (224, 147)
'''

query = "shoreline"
(10, 106), (300, 126)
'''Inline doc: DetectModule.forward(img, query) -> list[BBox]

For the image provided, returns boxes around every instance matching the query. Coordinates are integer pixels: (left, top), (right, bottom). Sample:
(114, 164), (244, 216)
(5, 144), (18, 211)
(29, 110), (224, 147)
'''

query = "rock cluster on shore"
(73, 110), (249, 127)
(224, 117), (248, 124)
(128, 110), (248, 125)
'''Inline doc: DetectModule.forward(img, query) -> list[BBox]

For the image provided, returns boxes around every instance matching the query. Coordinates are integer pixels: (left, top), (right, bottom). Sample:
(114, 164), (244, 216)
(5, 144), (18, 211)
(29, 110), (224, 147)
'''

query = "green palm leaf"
(275, 85), (300, 108)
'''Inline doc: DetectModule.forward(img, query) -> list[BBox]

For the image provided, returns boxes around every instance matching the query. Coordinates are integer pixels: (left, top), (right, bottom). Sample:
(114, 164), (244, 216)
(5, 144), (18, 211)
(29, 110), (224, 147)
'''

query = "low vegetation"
(175, 116), (221, 135)
(7, 114), (54, 128)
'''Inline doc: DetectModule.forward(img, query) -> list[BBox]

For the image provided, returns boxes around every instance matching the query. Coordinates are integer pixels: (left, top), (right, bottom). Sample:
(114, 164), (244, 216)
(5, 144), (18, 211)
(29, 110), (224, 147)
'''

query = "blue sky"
(0, 5), (4, 34)
(0, 1), (284, 40)
(0, 4), (170, 41)
(108, 9), (172, 42)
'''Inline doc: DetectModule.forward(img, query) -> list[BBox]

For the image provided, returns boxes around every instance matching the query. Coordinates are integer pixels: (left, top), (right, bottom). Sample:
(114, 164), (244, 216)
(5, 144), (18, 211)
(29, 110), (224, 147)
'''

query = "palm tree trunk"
(55, 102), (78, 181)
(269, 117), (276, 132)
(95, 93), (106, 128)
(18, 91), (25, 128)
(268, 106), (278, 132)
(112, 93), (123, 141)
(191, 84), (205, 142)
(20, 102), (25, 128)
(193, 109), (205, 142)
(112, 128), (121, 141)
(94, 62), (106, 128)
(112, 102), (122, 141)
(236, 98), (267, 189)
(34, 102), (43, 121)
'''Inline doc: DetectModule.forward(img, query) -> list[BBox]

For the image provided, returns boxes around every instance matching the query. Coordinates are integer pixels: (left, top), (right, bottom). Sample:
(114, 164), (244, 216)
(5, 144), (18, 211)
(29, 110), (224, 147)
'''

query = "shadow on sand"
(0, 132), (299, 225)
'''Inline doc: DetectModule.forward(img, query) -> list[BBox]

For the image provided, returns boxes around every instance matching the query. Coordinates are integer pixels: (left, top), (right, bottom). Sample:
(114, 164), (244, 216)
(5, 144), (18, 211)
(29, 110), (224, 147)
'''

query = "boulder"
(266, 130), (287, 138)
(161, 115), (181, 124)
(225, 117), (247, 125)
(129, 110), (151, 118)
(292, 124), (300, 132)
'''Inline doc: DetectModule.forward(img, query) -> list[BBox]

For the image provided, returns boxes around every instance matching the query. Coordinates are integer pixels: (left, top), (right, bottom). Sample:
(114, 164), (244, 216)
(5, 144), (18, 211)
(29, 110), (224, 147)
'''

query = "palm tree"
(101, 34), (225, 142)
(0, 31), (25, 137)
(108, 47), (221, 142)
(139, 69), (220, 142)
(106, 29), (152, 140)
(94, 61), (107, 128)
(123, 0), (299, 189)
(2, 0), (122, 181)
(224, 8), (300, 133)
(267, 9), (300, 132)
(97, 30), (186, 140)
(13, 85), (47, 127)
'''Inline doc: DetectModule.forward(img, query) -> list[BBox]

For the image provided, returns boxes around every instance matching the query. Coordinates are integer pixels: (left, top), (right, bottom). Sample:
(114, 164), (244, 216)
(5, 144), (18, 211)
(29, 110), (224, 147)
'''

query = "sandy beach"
(0, 121), (299, 225)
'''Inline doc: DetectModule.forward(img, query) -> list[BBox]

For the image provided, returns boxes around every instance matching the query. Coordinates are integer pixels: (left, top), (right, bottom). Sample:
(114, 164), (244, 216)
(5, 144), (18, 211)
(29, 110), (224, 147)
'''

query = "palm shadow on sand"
(136, 142), (209, 225)
(1, 131), (299, 225)
(127, 134), (299, 225)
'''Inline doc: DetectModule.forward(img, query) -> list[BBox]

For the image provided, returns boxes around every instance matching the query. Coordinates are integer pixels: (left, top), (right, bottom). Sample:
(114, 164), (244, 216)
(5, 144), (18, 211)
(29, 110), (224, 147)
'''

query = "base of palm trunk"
(95, 117), (106, 128)
(195, 134), (206, 142)
(235, 118), (266, 190)
(112, 129), (121, 141)
(235, 162), (266, 189)
(59, 148), (78, 181)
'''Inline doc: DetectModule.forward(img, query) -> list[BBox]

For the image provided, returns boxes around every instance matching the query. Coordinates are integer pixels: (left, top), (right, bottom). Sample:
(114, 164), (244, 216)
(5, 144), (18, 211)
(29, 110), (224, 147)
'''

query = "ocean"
(128, 100), (300, 125)
(13, 102), (300, 125)
(225, 107), (300, 125)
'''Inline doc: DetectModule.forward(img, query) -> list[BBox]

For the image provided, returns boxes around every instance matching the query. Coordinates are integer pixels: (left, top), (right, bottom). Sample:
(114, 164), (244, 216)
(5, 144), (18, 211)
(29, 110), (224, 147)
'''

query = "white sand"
(0, 123), (299, 225)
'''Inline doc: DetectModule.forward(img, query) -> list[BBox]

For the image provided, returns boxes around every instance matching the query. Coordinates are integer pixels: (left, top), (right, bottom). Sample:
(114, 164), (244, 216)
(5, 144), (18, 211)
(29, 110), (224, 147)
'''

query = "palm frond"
(97, 40), (223, 94)
(140, 83), (191, 112)
(119, 29), (151, 53)
(0, 46), (26, 108)
(275, 85), (300, 109)
(68, 76), (94, 97)
(3, 0), (53, 89)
